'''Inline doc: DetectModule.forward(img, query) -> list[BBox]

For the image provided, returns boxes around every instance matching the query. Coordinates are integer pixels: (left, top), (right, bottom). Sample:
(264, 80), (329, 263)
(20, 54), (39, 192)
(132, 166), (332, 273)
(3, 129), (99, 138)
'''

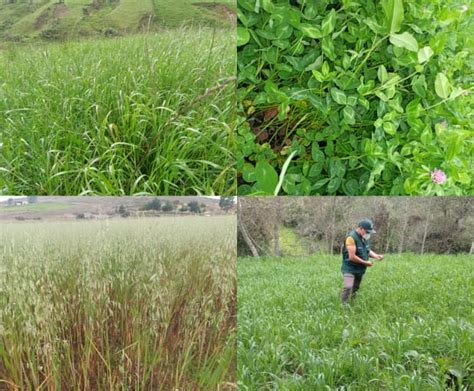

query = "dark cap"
(358, 218), (376, 233)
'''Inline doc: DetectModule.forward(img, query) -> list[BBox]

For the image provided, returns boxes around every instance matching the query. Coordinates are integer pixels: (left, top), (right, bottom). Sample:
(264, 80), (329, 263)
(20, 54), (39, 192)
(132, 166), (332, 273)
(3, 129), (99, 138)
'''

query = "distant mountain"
(0, 0), (235, 42)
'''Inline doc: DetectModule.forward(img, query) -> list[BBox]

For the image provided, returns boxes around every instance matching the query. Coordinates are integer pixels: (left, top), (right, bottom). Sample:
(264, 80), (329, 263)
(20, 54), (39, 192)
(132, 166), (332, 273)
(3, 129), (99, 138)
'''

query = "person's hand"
(366, 261), (374, 267)
(378, 254), (384, 260)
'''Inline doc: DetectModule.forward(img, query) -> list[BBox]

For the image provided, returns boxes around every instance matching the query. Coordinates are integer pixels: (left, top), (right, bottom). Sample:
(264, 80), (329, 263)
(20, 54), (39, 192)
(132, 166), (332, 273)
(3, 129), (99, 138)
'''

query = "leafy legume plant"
(237, 0), (473, 195)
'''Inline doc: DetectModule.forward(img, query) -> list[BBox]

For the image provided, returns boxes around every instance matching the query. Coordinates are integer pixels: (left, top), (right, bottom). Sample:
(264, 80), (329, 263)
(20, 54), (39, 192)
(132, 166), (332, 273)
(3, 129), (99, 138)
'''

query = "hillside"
(0, 0), (235, 41)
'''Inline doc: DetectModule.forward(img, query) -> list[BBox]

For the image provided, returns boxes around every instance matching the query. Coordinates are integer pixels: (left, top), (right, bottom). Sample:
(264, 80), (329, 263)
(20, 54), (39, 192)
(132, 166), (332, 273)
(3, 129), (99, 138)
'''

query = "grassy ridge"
(238, 255), (474, 389)
(0, 216), (236, 389)
(0, 28), (236, 195)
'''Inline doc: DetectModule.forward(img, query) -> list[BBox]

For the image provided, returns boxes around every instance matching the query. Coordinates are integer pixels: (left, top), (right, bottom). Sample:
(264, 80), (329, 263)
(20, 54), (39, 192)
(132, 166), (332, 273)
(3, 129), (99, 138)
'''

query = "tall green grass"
(238, 255), (474, 390)
(0, 216), (236, 389)
(0, 27), (236, 195)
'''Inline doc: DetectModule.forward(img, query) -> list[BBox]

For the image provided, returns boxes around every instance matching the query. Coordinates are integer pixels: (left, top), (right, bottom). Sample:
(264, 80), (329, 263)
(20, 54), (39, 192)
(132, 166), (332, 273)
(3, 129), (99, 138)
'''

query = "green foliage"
(238, 255), (474, 389)
(0, 216), (236, 389)
(0, 28), (236, 195)
(237, 0), (473, 195)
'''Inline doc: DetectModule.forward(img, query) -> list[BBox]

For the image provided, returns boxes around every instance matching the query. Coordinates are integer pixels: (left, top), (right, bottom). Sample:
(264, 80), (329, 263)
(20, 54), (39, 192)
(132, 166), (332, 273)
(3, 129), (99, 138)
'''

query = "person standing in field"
(341, 219), (384, 304)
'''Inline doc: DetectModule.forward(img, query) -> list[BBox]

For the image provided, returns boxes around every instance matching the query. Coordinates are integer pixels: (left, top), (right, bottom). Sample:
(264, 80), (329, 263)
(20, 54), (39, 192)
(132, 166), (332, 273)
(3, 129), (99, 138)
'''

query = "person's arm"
(369, 250), (384, 260)
(347, 244), (373, 266)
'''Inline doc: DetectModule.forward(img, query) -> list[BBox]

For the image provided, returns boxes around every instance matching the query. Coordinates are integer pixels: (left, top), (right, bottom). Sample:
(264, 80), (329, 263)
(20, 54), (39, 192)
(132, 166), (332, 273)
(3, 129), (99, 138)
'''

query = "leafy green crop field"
(0, 28), (235, 195)
(238, 255), (473, 390)
(0, 216), (236, 389)
(237, 0), (473, 196)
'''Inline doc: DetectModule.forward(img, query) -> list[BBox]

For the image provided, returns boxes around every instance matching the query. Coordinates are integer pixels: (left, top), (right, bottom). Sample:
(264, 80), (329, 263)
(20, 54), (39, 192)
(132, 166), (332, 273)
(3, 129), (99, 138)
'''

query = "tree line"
(238, 197), (473, 257)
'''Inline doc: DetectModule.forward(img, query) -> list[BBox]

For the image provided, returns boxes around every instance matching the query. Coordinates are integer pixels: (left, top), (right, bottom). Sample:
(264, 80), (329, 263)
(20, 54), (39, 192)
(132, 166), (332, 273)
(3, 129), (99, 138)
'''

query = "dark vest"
(341, 229), (370, 275)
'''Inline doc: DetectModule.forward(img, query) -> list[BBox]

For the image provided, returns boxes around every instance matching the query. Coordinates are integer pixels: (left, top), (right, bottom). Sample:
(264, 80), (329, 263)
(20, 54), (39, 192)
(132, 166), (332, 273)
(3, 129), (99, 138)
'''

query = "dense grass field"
(0, 216), (236, 390)
(238, 255), (473, 390)
(0, 28), (235, 195)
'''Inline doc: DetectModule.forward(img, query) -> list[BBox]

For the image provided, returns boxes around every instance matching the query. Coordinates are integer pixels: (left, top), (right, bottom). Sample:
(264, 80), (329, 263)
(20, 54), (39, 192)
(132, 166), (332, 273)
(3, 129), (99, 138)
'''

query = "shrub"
(162, 201), (174, 212)
(141, 199), (162, 211)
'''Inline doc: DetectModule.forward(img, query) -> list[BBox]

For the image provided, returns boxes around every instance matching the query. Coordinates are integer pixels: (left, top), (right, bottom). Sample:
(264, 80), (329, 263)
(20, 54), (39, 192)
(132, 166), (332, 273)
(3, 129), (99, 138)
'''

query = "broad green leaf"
(322, 61), (330, 76)
(406, 99), (421, 119)
(420, 127), (432, 144)
(375, 91), (389, 102)
(343, 106), (355, 125)
(322, 36), (336, 60)
(434, 73), (451, 99)
(359, 97), (370, 110)
(237, 27), (250, 46)
(383, 111), (397, 121)
(366, 161), (385, 191)
(347, 95), (358, 106)
(342, 54), (351, 69)
(242, 163), (256, 182)
(330, 88), (347, 105)
(298, 24), (323, 39)
(308, 162), (323, 177)
(329, 159), (346, 178)
(274, 24), (293, 40)
(381, 0), (404, 34)
(311, 178), (329, 191)
(342, 178), (360, 195)
(378, 65), (388, 83)
(304, 1), (317, 19)
(237, 9), (248, 26)
(255, 161), (278, 194)
(450, 87), (465, 99)
(383, 121), (397, 135)
(260, 0), (274, 13)
(365, 17), (386, 34)
(385, 85), (396, 99)
(322, 9), (337, 36)
(311, 143), (325, 163)
(417, 46), (433, 63)
(287, 8), (301, 27)
(237, 184), (252, 195)
(411, 75), (426, 97)
(327, 177), (342, 193)
(312, 70), (325, 82)
(389, 32), (418, 52)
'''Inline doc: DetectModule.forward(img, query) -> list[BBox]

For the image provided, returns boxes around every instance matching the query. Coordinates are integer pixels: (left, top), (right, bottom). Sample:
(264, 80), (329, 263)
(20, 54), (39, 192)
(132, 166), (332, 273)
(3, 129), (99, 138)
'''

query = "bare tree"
(398, 198), (409, 254)
(237, 198), (259, 257)
(328, 196), (337, 255)
(273, 197), (281, 256)
(420, 198), (433, 254)
(237, 197), (473, 257)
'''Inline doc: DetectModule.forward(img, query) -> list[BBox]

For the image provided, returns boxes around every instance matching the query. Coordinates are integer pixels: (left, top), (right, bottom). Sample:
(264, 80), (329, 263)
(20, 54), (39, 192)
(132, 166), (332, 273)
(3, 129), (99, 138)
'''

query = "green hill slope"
(0, 0), (235, 41)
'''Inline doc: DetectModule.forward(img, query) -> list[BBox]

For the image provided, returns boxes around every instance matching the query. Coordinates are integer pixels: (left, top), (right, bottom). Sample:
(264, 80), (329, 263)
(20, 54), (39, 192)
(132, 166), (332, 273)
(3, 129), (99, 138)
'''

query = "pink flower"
(431, 169), (446, 184)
